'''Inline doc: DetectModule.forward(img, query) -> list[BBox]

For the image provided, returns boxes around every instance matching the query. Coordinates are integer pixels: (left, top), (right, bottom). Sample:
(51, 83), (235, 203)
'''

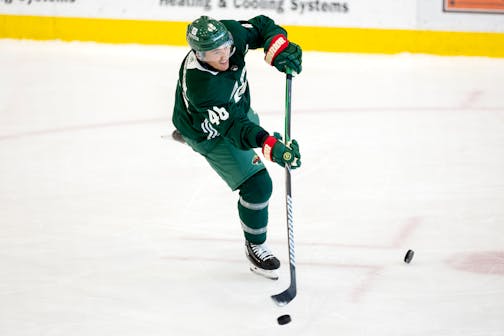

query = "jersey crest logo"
(252, 154), (262, 165)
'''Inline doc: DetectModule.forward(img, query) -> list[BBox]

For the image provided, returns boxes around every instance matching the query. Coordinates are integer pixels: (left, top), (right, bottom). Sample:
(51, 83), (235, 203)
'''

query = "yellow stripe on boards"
(1, 14), (504, 57)
(0, 14), (188, 45)
(286, 25), (504, 57)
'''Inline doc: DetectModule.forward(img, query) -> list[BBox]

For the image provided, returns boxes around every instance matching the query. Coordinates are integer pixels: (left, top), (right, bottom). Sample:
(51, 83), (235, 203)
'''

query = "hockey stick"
(271, 69), (297, 306)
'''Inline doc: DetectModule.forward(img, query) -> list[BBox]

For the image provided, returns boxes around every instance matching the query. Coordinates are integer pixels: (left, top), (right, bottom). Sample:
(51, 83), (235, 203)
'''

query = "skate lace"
(251, 243), (274, 261)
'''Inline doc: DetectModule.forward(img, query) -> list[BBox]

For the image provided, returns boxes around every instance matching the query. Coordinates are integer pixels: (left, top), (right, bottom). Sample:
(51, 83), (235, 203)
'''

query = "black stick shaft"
(271, 70), (297, 306)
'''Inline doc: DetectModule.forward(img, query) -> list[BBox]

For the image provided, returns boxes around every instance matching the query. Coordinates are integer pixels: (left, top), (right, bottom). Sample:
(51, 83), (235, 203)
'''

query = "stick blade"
(271, 286), (296, 306)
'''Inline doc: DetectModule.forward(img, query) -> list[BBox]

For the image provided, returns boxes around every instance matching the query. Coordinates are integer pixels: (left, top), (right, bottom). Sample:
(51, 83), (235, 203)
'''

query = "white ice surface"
(1, 40), (504, 336)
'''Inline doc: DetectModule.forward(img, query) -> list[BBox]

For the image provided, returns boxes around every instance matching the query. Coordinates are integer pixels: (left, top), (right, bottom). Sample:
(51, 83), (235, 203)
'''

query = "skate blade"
(249, 265), (279, 280)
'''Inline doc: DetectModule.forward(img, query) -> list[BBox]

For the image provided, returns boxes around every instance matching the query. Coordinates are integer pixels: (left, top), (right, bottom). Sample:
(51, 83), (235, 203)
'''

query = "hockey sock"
(237, 169), (272, 244)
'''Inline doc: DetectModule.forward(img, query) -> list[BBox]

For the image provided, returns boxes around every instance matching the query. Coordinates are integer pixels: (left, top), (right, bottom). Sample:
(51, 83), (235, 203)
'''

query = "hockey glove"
(264, 34), (302, 74)
(262, 132), (301, 169)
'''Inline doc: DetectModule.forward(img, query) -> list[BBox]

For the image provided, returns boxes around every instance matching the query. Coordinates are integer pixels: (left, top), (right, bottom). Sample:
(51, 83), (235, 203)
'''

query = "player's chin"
(216, 61), (229, 71)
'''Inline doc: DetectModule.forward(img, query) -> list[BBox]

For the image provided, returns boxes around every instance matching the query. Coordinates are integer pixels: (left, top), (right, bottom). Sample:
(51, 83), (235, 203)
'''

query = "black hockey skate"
(245, 241), (280, 280)
(172, 129), (185, 144)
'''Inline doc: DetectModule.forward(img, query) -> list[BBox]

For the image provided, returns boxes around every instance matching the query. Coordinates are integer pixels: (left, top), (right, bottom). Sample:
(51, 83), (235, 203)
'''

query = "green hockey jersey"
(171, 15), (287, 150)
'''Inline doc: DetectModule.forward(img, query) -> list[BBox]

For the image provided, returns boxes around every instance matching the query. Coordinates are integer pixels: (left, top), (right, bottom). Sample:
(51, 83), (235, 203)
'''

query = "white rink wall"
(0, 0), (503, 31)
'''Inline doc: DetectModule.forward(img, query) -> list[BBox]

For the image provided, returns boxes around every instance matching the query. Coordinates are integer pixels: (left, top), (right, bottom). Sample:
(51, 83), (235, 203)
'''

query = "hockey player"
(171, 15), (302, 280)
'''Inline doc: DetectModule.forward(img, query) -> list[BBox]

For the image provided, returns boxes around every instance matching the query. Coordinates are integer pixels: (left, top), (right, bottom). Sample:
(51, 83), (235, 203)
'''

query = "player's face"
(201, 44), (232, 71)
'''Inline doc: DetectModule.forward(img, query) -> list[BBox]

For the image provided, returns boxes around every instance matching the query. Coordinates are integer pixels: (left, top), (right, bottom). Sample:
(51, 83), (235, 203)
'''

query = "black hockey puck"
(404, 249), (415, 263)
(277, 314), (291, 325)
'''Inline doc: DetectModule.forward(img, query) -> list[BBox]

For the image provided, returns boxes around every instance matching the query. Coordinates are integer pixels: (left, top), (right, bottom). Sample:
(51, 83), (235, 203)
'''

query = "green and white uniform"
(172, 15), (288, 244)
